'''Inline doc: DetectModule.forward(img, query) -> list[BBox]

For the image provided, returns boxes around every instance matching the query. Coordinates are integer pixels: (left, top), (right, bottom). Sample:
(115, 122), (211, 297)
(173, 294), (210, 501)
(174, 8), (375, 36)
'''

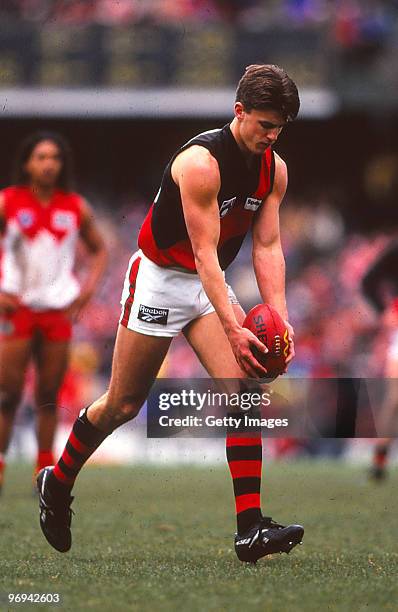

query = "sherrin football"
(243, 303), (290, 377)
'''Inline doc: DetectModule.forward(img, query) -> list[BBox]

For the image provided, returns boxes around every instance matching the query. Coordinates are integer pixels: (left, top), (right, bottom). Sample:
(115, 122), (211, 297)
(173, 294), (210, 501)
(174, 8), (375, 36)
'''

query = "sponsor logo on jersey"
(17, 209), (35, 228)
(52, 211), (75, 230)
(244, 197), (262, 212)
(220, 197), (236, 218)
(138, 304), (169, 325)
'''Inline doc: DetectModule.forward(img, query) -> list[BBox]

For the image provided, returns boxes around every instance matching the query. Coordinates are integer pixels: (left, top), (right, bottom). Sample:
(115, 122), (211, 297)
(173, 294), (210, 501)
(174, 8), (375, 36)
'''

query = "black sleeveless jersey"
(138, 124), (275, 271)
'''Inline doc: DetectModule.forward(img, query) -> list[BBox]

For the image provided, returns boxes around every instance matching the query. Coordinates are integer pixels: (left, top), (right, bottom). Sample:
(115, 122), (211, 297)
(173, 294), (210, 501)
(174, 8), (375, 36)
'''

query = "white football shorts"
(119, 250), (239, 337)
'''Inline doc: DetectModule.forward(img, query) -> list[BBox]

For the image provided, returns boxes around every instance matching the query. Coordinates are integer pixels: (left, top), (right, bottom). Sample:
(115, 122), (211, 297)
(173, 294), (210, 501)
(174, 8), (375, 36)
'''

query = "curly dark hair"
(236, 64), (300, 122)
(13, 131), (75, 191)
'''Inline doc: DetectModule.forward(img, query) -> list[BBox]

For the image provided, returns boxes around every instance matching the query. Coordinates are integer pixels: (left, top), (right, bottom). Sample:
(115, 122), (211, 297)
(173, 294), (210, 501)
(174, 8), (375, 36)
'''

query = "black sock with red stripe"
(47, 408), (108, 495)
(226, 411), (262, 535)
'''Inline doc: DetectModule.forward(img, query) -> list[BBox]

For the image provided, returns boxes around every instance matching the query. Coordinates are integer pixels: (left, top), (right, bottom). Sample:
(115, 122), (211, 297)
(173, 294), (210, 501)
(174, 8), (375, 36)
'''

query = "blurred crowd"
(0, 0), (394, 93)
(280, 203), (389, 378)
(0, 0), (394, 45)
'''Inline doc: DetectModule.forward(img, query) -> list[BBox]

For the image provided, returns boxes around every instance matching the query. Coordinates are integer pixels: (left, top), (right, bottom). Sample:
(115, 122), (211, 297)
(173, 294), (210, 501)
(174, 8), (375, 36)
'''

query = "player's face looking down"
(234, 103), (285, 156)
(24, 140), (63, 188)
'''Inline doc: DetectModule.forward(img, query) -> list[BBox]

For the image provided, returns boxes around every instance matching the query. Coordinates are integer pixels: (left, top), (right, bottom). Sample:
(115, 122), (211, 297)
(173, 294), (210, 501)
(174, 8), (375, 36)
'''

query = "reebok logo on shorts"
(138, 304), (169, 325)
(244, 197), (262, 212)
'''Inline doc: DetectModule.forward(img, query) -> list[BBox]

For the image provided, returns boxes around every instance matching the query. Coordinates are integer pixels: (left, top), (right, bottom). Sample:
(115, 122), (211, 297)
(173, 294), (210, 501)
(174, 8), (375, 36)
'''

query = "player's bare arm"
(66, 198), (108, 320)
(0, 192), (20, 313)
(173, 146), (268, 378)
(252, 153), (295, 365)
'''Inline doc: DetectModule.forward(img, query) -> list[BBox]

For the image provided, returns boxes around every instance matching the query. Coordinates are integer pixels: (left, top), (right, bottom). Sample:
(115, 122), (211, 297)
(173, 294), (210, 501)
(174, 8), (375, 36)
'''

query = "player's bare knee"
(117, 401), (143, 423)
(107, 397), (145, 426)
(36, 400), (57, 414)
(36, 390), (58, 413)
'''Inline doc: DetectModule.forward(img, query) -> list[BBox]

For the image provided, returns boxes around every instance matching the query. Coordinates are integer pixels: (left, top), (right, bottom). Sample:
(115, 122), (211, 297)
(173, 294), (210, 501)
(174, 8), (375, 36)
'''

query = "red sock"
(0, 453), (5, 481)
(374, 444), (389, 468)
(226, 416), (262, 535)
(36, 450), (55, 474)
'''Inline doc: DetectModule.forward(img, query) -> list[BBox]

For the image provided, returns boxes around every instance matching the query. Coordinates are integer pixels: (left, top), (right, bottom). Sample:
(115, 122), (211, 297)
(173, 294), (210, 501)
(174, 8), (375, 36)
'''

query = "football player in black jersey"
(36, 65), (304, 562)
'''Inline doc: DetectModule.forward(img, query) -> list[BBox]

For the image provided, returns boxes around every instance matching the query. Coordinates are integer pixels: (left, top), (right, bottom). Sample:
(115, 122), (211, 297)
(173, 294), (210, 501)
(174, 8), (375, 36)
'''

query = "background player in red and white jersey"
(0, 131), (107, 491)
(37, 66), (304, 563)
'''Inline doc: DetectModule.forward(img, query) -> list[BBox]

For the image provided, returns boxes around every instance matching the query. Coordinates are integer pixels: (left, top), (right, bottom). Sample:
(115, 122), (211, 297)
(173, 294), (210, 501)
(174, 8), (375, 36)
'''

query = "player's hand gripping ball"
(243, 304), (290, 378)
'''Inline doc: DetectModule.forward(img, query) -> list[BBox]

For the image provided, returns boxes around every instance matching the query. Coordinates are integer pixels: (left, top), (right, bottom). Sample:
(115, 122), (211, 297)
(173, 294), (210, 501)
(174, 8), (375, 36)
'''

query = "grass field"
(0, 461), (397, 612)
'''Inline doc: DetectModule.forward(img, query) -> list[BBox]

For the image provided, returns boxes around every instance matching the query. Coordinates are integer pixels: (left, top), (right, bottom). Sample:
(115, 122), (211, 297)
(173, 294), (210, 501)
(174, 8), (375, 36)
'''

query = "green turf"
(0, 461), (397, 612)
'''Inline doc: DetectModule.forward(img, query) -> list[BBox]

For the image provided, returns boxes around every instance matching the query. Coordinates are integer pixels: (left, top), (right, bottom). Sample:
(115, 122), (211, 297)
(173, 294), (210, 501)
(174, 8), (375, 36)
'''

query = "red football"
(243, 303), (290, 377)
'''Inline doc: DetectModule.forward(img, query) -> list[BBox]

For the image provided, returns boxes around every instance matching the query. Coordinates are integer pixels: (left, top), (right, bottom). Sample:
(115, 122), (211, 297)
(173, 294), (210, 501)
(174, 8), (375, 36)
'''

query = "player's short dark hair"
(235, 64), (300, 122)
(13, 131), (75, 191)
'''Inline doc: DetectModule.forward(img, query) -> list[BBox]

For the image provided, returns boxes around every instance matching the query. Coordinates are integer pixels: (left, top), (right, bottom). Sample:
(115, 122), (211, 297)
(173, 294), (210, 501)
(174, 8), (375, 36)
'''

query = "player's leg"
(0, 337), (32, 490)
(183, 304), (246, 378)
(183, 304), (303, 562)
(50, 325), (172, 489)
(37, 251), (183, 551)
(88, 326), (173, 430)
(37, 325), (172, 552)
(184, 306), (263, 529)
(184, 307), (263, 530)
(32, 336), (70, 477)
